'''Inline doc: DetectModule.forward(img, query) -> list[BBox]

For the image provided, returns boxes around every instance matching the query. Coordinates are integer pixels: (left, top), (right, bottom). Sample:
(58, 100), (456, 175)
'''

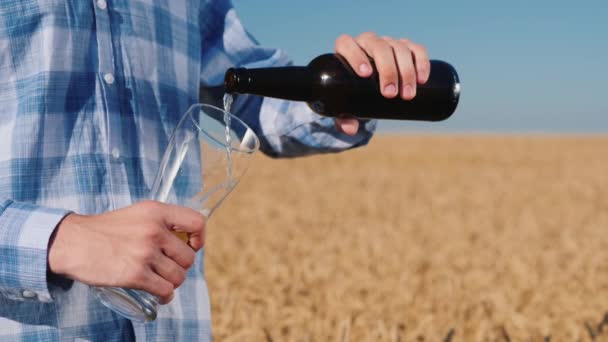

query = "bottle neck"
(224, 66), (314, 102)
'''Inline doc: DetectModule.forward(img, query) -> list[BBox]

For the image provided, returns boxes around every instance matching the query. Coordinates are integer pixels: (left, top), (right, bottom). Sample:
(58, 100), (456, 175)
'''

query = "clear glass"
(90, 103), (259, 322)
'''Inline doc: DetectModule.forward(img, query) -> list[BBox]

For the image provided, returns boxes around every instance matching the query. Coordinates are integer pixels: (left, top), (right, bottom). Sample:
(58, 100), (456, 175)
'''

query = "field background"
(206, 135), (608, 341)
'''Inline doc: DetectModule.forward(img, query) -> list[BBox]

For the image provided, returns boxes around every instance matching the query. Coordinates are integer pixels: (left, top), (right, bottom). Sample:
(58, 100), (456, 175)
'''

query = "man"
(0, 0), (429, 340)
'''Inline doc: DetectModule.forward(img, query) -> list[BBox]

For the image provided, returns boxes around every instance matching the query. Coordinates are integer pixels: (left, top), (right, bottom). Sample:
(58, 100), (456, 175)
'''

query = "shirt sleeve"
(199, 0), (377, 158)
(0, 198), (72, 303)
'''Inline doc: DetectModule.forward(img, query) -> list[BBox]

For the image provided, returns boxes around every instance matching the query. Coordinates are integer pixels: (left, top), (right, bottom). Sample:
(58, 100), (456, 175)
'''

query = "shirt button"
(96, 0), (107, 10)
(21, 290), (37, 299)
(111, 147), (120, 160)
(103, 73), (115, 85)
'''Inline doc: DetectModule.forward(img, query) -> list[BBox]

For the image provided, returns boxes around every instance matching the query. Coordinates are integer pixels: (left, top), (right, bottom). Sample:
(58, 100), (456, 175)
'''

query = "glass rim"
(181, 103), (260, 154)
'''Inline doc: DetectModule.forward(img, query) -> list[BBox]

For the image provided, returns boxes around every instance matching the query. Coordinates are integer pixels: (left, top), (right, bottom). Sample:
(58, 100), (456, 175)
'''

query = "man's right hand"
(48, 201), (206, 304)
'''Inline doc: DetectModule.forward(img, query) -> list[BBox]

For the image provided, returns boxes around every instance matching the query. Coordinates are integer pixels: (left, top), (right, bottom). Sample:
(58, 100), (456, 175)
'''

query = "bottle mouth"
(224, 68), (246, 94)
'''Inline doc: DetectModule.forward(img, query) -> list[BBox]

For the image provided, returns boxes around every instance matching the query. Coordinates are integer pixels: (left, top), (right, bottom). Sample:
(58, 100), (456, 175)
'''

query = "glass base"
(92, 286), (159, 322)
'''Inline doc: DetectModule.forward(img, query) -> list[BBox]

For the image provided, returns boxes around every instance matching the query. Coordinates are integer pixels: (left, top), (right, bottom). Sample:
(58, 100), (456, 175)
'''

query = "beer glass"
(91, 103), (259, 322)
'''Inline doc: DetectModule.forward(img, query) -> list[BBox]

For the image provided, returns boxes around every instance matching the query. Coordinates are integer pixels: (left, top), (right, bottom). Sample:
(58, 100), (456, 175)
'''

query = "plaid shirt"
(0, 0), (374, 341)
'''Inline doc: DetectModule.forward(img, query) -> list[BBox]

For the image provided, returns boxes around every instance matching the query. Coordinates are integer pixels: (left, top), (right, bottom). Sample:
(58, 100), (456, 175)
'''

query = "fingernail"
(359, 63), (371, 75)
(403, 84), (414, 98)
(384, 83), (397, 96)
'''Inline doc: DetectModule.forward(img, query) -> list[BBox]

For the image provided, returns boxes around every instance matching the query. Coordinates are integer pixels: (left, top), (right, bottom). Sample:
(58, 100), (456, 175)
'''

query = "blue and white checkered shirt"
(0, 0), (374, 341)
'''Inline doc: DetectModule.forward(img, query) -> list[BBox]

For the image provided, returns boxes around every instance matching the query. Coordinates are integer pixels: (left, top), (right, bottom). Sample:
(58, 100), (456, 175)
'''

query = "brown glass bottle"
(224, 53), (460, 121)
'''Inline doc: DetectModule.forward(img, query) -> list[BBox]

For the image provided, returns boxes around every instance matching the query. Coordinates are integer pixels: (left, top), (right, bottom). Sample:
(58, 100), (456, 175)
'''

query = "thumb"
(335, 117), (359, 136)
(162, 203), (206, 234)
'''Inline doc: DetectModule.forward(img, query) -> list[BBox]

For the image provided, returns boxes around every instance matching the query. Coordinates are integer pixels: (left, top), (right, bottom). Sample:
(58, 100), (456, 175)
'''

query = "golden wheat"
(206, 135), (608, 341)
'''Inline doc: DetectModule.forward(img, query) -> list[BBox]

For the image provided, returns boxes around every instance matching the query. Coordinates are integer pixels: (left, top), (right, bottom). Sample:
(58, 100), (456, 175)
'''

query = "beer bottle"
(224, 53), (460, 121)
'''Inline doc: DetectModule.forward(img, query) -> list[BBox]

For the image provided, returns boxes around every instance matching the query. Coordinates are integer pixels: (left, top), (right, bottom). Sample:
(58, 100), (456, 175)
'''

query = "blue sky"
(232, 0), (607, 133)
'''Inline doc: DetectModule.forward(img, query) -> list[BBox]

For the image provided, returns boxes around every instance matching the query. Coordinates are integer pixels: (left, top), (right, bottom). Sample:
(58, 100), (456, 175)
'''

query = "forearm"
(230, 94), (377, 158)
(198, 1), (376, 158)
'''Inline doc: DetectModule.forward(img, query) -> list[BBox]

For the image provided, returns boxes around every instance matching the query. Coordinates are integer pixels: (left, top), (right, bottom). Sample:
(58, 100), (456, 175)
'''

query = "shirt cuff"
(0, 200), (71, 303)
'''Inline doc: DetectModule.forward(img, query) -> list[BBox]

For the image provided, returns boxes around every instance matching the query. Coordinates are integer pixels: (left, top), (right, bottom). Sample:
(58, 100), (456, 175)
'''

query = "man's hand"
(333, 32), (431, 136)
(48, 201), (205, 304)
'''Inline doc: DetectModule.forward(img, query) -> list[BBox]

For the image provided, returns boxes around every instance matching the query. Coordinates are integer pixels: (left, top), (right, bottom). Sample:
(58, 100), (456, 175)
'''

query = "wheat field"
(205, 135), (608, 341)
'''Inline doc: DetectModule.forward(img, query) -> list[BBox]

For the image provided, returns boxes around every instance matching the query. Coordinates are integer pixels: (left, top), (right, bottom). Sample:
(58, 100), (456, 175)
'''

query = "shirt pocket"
(0, 2), (95, 81)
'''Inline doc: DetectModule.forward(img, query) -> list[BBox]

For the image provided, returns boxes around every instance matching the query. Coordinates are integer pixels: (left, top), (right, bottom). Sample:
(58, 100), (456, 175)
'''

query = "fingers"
(334, 32), (431, 100)
(130, 268), (175, 304)
(334, 34), (373, 77)
(405, 40), (430, 84)
(382, 37), (416, 100)
(355, 33), (399, 98)
(146, 272), (175, 305)
(187, 233), (205, 251)
(152, 253), (187, 289)
(158, 292), (174, 305)
(335, 117), (360, 136)
(161, 230), (197, 268)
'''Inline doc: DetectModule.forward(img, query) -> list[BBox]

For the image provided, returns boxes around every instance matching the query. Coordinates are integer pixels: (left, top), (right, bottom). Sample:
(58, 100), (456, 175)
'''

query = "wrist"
(48, 213), (84, 278)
